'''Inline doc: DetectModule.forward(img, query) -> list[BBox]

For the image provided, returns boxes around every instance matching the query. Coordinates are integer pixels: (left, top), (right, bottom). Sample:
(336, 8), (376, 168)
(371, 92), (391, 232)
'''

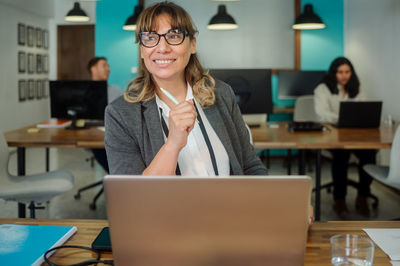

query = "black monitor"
(50, 80), (107, 124)
(278, 70), (326, 99)
(209, 69), (273, 114)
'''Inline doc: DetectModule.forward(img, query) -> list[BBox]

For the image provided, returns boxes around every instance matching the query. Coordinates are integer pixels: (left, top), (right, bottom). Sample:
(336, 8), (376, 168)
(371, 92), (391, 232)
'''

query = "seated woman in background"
(314, 57), (376, 218)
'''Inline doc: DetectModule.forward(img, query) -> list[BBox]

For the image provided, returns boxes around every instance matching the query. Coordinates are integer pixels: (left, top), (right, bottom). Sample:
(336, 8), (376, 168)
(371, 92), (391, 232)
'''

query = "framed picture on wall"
(43, 79), (49, 98)
(28, 53), (35, 74)
(36, 54), (42, 73)
(18, 23), (26, 45)
(27, 26), (34, 47)
(18, 80), (26, 101)
(42, 54), (49, 73)
(36, 80), (43, 99)
(18, 51), (26, 73)
(28, 79), (35, 99)
(43, 30), (49, 49)
(36, 28), (42, 48)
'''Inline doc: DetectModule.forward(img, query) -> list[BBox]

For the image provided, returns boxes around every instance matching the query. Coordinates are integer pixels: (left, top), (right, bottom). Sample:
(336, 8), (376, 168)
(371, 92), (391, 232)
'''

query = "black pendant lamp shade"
(65, 2), (89, 22)
(207, 5), (238, 30)
(293, 4), (325, 30)
(123, 5), (143, 31)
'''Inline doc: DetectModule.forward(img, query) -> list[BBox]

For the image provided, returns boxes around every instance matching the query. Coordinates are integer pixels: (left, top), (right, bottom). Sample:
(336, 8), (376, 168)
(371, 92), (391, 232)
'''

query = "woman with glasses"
(314, 57), (376, 218)
(104, 2), (267, 177)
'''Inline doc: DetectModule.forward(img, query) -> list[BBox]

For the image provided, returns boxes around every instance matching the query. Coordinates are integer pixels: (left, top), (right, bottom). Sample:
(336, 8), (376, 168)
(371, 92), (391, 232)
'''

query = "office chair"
(74, 149), (107, 210)
(291, 95), (320, 173)
(292, 96), (379, 207)
(0, 133), (74, 218)
(363, 126), (400, 214)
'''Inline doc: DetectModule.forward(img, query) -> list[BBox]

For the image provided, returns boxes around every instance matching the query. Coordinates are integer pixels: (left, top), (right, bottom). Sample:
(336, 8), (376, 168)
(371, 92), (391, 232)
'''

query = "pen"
(160, 87), (179, 105)
(160, 87), (199, 123)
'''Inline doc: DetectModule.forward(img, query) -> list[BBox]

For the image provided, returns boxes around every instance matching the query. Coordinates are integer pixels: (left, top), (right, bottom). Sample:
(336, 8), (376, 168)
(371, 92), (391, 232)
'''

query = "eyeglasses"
(139, 29), (188, 48)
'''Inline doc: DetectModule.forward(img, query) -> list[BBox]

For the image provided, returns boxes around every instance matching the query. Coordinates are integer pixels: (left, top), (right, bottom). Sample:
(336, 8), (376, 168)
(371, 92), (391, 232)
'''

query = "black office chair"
(313, 158), (379, 209)
(74, 149), (107, 210)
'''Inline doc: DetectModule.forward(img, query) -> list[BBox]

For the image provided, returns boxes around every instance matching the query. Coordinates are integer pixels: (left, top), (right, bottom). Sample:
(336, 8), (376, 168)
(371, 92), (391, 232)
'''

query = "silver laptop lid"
(104, 176), (311, 266)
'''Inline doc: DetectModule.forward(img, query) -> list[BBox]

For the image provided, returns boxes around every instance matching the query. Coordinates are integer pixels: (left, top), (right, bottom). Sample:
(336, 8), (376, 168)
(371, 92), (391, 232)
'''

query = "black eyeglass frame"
(139, 29), (188, 48)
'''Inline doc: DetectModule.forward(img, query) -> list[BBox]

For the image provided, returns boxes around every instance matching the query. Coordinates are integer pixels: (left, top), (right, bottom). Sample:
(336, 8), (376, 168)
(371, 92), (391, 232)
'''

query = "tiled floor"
(1, 148), (399, 221)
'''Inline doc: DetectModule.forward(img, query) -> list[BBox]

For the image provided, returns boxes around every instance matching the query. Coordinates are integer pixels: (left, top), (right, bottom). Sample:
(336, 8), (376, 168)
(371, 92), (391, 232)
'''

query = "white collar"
(155, 83), (194, 116)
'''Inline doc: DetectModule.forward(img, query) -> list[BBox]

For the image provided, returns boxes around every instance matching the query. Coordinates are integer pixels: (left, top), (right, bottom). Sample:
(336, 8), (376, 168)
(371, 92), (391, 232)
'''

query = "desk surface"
(251, 122), (397, 150)
(5, 122), (397, 151)
(4, 125), (105, 149)
(0, 218), (398, 265)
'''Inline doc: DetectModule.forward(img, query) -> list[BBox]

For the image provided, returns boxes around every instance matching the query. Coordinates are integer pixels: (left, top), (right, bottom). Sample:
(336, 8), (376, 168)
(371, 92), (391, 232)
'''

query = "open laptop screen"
(337, 101), (382, 128)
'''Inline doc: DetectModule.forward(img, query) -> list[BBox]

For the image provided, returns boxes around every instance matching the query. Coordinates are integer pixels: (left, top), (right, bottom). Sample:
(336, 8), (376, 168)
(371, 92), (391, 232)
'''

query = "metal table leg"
(315, 149), (321, 221)
(17, 147), (26, 218)
(298, 150), (306, 175)
(287, 149), (292, 175)
(46, 148), (49, 172)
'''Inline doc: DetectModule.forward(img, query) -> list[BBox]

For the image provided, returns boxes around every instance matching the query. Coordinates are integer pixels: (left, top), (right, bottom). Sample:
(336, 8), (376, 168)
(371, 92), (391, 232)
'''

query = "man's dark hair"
(87, 57), (107, 73)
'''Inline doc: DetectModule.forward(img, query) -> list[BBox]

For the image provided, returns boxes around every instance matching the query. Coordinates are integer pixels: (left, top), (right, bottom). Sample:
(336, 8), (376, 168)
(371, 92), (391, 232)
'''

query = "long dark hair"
(322, 57), (360, 98)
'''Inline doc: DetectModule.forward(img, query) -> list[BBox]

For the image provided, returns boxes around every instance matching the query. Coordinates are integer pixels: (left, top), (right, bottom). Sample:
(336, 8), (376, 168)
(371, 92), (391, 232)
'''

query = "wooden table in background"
(1, 218), (398, 265)
(4, 125), (105, 217)
(4, 123), (397, 220)
(250, 122), (397, 221)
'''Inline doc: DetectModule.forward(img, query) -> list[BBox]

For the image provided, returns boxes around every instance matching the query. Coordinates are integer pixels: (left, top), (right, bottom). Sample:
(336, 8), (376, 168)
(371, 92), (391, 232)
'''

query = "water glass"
(330, 234), (374, 266)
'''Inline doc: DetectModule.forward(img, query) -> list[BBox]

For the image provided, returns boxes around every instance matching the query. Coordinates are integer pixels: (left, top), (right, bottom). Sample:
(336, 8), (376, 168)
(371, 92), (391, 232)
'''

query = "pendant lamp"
(207, 5), (238, 30)
(293, 4), (325, 30)
(65, 2), (89, 22)
(123, 5), (143, 31)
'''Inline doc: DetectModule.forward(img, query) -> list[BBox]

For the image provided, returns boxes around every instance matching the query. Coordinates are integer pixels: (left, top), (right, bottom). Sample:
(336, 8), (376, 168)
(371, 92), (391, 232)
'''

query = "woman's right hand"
(165, 99), (197, 151)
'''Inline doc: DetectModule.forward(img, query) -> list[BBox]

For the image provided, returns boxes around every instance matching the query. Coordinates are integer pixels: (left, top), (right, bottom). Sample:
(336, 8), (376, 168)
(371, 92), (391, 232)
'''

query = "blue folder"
(0, 224), (77, 266)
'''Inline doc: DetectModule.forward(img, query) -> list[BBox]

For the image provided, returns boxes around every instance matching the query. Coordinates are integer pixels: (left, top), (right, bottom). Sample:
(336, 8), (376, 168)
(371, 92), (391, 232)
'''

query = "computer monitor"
(50, 80), (107, 121)
(278, 70), (326, 99)
(209, 69), (273, 114)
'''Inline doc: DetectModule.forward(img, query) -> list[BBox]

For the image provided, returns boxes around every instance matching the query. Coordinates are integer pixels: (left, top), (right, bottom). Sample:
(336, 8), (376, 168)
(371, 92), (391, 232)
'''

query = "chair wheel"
(74, 193), (81, 200)
(89, 203), (96, 210)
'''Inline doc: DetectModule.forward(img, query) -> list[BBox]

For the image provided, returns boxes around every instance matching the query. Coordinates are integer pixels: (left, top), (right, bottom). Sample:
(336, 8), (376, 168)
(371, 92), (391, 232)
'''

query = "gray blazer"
(104, 80), (267, 175)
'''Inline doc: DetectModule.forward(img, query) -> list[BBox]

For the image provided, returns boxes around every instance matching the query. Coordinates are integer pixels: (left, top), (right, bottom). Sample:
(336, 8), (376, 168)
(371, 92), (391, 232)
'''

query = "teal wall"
(300, 0), (344, 70)
(95, 0), (139, 91)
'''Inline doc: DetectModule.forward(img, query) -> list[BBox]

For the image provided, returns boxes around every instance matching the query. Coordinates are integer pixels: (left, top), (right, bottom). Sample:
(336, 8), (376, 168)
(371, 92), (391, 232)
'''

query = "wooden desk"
(1, 218), (398, 265)
(251, 122), (397, 221)
(4, 125), (105, 217)
(5, 123), (397, 220)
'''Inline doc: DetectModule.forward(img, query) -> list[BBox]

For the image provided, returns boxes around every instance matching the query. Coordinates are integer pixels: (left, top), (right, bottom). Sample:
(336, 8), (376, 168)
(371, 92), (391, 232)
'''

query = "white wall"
(0, 1), (53, 133)
(344, 0), (400, 121)
(0, 0), (97, 133)
(145, 0), (295, 69)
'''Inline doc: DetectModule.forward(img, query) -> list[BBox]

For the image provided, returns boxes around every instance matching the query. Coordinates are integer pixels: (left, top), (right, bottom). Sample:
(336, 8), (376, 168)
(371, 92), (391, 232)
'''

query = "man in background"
(88, 57), (123, 173)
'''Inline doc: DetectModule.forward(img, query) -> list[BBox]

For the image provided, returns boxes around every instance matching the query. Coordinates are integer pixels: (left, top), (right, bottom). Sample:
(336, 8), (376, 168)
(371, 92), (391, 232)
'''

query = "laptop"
(104, 175), (311, 266)
(336, 101), (382, 128)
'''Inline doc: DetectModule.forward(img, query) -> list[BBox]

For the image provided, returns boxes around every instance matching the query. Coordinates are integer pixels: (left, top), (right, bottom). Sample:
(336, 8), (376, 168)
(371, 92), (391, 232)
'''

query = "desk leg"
(298, 150), (306, 175)
(287, 149), (292, 175)
(17, 147), (26, 218)
(46, 148), (49, 172)
(315, 149), (321, 221)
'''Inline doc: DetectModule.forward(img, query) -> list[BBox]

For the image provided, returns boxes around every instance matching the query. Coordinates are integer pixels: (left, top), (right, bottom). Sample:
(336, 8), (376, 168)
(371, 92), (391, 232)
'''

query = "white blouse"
(314, 83), (365, 124)
(155, 84), (230, 176)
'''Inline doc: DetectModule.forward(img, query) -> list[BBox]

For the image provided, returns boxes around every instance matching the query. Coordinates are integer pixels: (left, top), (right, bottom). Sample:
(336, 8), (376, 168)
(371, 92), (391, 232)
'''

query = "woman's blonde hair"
(124, 1), (215, 106)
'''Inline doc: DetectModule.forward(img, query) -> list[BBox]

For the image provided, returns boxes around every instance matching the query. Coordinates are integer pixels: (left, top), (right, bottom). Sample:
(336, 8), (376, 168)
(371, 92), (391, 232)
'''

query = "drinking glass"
(330, 234), (374, 266)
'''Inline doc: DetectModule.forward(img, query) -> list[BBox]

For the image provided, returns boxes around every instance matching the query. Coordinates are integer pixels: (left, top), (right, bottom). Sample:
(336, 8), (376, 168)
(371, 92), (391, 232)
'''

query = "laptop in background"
(104, 175), (311, 266)
(337, 101), (382, 128)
